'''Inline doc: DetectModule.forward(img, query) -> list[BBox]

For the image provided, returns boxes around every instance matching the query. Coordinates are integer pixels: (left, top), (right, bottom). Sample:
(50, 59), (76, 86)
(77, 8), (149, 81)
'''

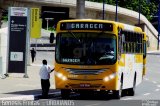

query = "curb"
(147, 51), (160, 55)
(147, 53), (160, 55)
(0, 92), (61, 100)
(147, 52), (160, 55)
(0, 95), (35, 100)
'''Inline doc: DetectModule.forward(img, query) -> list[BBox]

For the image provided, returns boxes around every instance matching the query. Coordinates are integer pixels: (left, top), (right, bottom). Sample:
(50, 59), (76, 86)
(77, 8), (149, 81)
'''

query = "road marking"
(143, 93), (151, 96)
(121, 98), (133, 100)
(153, 81), (157, 84)
(85, 103), (101, 106)
(155, 89), (160, 92)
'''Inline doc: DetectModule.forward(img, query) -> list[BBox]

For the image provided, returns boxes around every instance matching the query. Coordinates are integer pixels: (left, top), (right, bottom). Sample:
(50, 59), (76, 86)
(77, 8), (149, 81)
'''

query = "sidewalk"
(0, 64), (59, 100)
(0, 51), (58, 100)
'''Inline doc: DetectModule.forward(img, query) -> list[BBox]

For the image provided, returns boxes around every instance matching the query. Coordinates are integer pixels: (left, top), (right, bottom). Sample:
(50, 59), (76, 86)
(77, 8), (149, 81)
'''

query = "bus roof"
(117, 22), (142, 32)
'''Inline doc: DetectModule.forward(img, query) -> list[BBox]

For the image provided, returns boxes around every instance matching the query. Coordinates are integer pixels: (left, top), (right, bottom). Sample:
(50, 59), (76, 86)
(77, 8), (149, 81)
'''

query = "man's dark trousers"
(41, 79), (50, 99)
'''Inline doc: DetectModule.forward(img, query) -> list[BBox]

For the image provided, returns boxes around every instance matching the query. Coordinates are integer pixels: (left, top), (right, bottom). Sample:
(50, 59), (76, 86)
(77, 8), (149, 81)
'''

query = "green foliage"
(2, 16), (8, 21)
(44, 27), (56, 32)
(86, 0), (158, 21)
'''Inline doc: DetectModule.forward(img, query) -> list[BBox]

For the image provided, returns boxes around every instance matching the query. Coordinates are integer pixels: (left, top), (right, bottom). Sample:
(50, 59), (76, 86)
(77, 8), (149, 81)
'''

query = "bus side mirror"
(50, 33), (55, 43)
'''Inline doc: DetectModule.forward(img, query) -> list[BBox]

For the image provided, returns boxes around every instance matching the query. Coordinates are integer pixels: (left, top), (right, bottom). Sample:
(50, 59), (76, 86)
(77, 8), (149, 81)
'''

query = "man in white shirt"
(39, 59), (54, 99)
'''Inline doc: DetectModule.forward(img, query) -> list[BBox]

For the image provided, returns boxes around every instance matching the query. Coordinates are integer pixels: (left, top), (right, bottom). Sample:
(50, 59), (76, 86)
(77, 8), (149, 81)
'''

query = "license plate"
(80, 83), (90, 88)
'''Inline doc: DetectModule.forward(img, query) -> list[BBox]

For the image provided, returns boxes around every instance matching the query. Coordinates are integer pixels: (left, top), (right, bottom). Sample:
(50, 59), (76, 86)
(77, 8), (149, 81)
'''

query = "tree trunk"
(76, 0), (85, 19)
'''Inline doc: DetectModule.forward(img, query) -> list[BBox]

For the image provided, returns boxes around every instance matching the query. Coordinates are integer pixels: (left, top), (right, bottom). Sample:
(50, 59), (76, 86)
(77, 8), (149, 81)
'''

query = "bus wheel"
(128, 76), (136, 96)
(113, 78), (123, 99)
(61, 89), (70, 99)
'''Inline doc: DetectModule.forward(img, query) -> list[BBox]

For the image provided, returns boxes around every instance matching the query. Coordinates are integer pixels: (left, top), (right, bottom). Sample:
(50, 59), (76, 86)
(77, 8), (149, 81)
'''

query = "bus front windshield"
(56, 32), (117, 65)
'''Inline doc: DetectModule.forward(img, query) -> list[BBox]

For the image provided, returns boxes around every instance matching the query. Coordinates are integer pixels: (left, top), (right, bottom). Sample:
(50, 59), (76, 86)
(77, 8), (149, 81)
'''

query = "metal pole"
(35, 39), (37, 61)
(102, 0), (105, 20)
(138, 0), (141, 24)
(24, 8), (29, 78)
(27, 8), (31, 66)
(76, 0), (85, 19)
(47, 19), (48, 30)
(158, 1), (160, 50)
(115, 0), (118, 21)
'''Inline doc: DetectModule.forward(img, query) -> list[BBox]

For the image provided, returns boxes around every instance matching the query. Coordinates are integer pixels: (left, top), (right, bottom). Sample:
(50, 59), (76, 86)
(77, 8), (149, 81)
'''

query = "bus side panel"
(121, 54), (143, 89)
(143, 58), (147, 76)
(135, 54), (143, 86)
(118, 54), (125, 90)
(122, 54), (135, 89)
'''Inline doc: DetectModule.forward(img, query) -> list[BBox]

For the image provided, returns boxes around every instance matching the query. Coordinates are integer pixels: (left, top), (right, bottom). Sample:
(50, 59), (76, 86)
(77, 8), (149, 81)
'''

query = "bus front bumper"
(54, 74), (118, 90)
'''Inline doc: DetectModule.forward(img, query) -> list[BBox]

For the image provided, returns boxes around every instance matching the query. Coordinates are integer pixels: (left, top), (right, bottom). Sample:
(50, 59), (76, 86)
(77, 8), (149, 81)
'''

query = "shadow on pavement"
(49, 92), (124, 101)
(4, 89), (42, 95)
(4, 89), (59, 96)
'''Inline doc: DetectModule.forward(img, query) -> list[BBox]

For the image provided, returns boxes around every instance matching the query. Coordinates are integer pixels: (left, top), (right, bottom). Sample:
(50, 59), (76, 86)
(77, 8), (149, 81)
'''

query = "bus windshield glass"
(56, 32), (117, 65)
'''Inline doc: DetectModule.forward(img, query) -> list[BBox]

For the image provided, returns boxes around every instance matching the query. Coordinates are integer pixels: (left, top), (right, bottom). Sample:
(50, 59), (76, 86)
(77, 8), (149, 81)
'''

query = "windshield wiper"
(68, 30), (81, 44)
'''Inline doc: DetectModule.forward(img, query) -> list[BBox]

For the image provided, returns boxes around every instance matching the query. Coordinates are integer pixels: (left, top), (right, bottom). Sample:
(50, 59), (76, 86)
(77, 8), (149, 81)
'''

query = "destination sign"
(60, 22), (113, 31)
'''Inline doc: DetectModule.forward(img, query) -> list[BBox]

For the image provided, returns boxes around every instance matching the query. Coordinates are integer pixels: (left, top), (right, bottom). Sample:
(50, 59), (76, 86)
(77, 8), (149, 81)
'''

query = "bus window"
(56, 32), (117, 65)
(143, 41), (147, 58)
(123, 42), (126, 53)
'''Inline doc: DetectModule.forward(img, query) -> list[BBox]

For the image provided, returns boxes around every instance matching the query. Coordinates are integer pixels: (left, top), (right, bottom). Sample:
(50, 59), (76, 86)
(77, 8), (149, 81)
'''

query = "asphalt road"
(37, 52), (160, 106)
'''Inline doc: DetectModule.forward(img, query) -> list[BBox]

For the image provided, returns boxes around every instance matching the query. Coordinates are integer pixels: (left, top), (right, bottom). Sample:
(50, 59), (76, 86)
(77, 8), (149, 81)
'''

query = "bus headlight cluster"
(56, 72), (67, 81)
(103, 73), (116, 82)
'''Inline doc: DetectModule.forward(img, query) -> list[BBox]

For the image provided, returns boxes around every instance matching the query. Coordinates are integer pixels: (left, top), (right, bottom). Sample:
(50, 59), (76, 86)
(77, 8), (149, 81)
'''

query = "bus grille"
(65, 69), (107, 75)
(67, 78), (102, 81)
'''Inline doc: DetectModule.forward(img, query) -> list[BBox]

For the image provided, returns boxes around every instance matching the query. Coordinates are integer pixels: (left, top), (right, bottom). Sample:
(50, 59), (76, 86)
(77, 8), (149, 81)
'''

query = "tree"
(86, 0), (158, 21)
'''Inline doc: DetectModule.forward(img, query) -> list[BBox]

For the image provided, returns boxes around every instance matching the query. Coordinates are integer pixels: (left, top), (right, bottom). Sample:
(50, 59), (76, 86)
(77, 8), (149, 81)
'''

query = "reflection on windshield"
(56, 32), (117, 65)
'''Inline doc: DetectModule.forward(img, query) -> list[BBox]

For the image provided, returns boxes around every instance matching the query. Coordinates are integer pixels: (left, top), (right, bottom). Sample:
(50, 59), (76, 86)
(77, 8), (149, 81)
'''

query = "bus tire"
(61, 89), (70, 99)
(128, 74), (136, 96)
(113, 76), (123, 99)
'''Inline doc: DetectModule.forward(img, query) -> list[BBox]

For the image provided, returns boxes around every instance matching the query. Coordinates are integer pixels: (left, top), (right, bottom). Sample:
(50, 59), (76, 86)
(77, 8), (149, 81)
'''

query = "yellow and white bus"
(50, 19), (147, 99)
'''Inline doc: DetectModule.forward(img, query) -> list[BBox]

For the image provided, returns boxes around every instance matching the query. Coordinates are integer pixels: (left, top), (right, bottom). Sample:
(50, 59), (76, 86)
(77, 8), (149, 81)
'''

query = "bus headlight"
(62, 76), (67, 81)
(55, 72), (67, 81)
(57, 73), (63, 78)
(109, 73), (116, 79)
(103, 73), (116, 82)
(104, 77), (109, 82)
